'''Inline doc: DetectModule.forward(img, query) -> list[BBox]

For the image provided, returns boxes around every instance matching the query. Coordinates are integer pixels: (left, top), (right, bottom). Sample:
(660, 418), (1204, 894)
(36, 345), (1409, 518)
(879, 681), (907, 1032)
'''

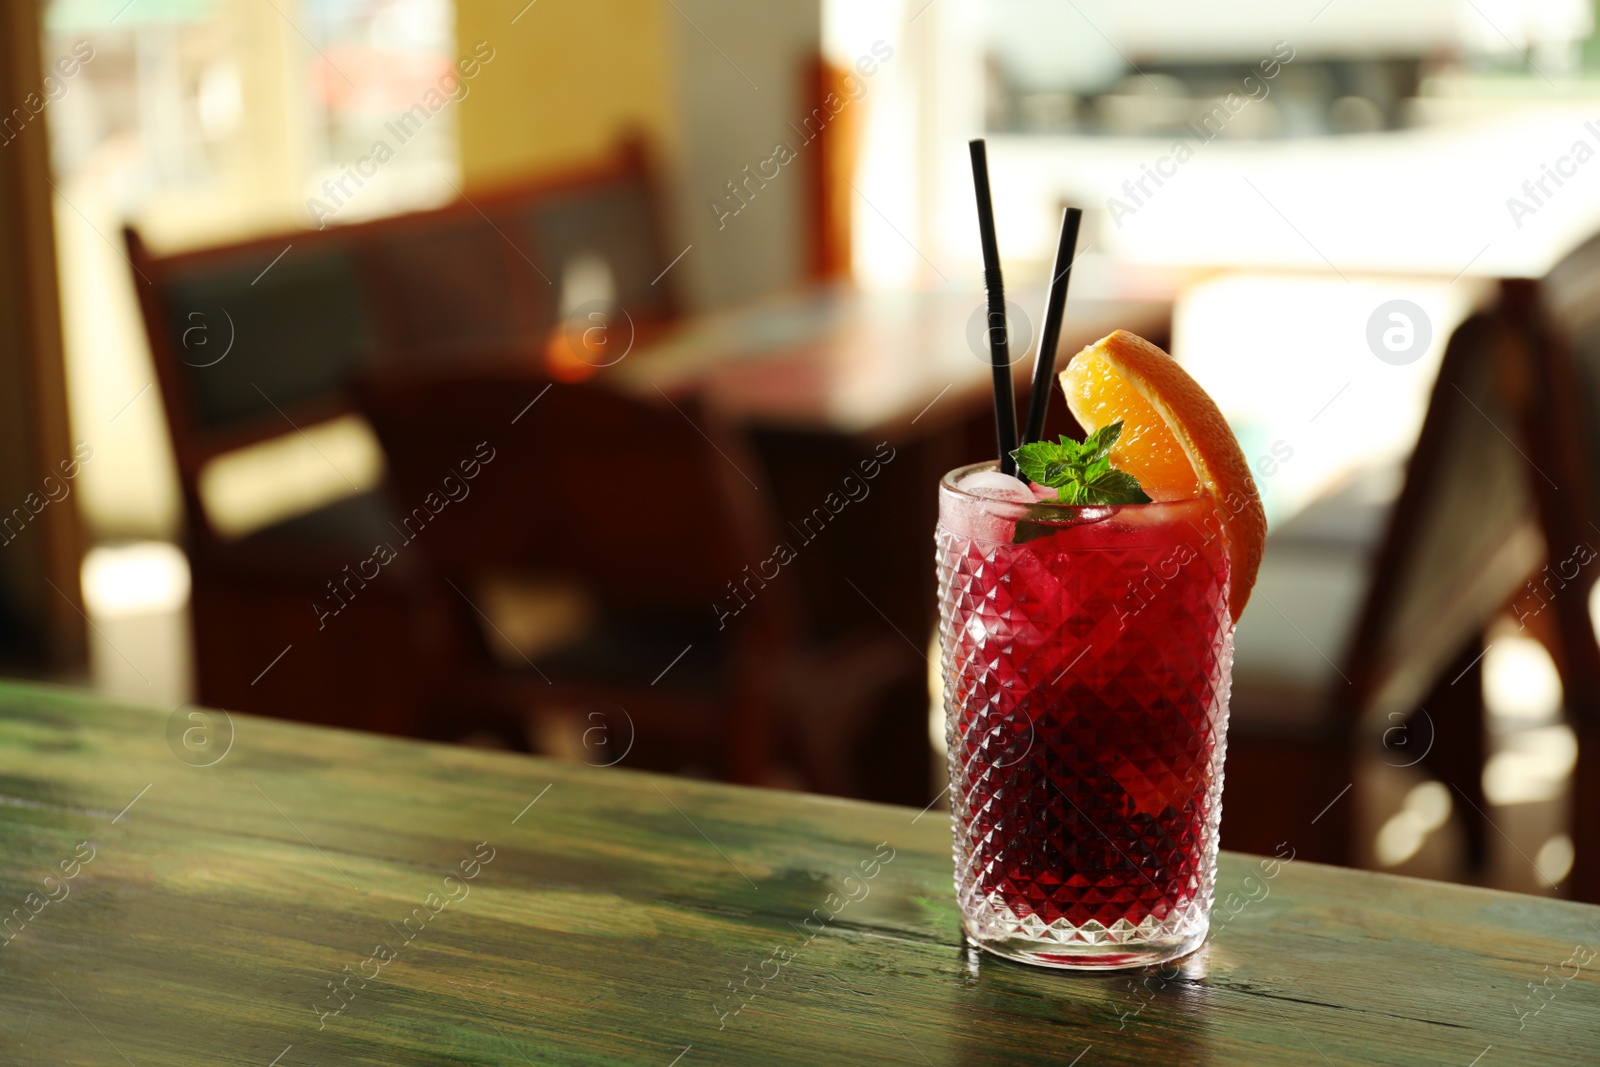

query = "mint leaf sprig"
(1009, 421), (1153, 506)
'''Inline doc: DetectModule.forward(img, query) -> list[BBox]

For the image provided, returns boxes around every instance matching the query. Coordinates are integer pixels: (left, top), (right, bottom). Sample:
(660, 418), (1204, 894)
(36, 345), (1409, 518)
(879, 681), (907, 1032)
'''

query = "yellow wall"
(455, 0), (677, 186)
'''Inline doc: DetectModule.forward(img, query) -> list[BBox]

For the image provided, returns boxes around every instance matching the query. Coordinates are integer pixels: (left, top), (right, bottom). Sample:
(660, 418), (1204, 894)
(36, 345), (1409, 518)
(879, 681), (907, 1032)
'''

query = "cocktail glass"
(937, 462), (1233, 970)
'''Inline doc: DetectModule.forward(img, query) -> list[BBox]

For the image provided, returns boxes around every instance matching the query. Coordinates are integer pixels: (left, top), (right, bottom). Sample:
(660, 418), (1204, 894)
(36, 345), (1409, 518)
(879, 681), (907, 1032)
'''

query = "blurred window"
(982, 0), (1595, 138)
(40, 0), (455, 542)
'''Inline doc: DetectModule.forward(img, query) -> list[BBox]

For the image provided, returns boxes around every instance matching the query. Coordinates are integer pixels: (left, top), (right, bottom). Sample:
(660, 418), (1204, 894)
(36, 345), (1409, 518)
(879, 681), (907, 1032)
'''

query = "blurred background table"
(4, 682), (1599, 1067)
(615, 284), (1169, 437)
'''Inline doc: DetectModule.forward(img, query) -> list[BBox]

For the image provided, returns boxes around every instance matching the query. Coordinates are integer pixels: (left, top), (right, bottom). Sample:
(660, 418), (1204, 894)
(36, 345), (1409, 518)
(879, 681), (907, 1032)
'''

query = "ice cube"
(957, 470), (1034, 503)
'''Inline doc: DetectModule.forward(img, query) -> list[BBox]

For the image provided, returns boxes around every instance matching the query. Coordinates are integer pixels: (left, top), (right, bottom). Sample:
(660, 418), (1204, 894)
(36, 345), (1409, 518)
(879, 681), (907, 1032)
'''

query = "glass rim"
(940, 461), (1203, 514)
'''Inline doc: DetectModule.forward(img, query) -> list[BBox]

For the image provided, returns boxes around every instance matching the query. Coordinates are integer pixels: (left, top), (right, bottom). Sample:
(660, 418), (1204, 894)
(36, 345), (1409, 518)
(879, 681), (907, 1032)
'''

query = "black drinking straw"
(968, 139), (1019, 477)
(1021, 206), (1084, 446)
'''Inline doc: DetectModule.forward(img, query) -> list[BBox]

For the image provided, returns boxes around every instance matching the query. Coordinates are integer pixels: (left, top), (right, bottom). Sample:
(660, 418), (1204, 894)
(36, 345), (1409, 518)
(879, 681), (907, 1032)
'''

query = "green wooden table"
(2, 681), (1597, 1066)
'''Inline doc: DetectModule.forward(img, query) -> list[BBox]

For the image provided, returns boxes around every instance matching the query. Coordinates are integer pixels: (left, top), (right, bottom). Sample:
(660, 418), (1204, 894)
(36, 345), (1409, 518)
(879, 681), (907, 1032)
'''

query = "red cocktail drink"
(937, 463), (1233, 969)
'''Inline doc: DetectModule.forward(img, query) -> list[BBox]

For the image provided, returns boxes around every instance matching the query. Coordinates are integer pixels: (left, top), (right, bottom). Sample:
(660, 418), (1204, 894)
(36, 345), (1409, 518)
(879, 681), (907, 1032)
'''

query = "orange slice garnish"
(1059, 330), (1265, 622)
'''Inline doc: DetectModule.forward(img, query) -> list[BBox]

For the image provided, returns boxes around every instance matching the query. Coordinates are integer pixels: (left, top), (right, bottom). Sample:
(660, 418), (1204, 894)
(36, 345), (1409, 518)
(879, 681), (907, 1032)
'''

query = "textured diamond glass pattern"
(936, 486), (1233, 969)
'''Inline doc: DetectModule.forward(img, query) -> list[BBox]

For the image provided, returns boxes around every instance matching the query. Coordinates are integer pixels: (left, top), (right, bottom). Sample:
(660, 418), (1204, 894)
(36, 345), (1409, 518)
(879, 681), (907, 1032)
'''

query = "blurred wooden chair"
(124, 228), (461, 735)
(362, 137), (680, 376)
(354, 371), (779, 780)
(1225, 306), (1549, 873)
(513, 138), (681, 329)
(124, 138), (682, 736)
(1508, 241), (1600, 902)
(363, 214), (532, 360)
(356, 371), (918, 787)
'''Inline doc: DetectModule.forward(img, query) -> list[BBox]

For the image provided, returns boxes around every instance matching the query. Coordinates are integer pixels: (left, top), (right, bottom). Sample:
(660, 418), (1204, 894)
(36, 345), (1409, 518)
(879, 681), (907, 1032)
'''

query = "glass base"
(963, 918), (1208, 972)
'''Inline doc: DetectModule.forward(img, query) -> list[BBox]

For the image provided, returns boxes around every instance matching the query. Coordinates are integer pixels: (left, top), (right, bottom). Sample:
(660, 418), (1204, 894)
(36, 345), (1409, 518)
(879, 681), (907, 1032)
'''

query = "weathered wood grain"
(0, 681), (1596, 1066)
